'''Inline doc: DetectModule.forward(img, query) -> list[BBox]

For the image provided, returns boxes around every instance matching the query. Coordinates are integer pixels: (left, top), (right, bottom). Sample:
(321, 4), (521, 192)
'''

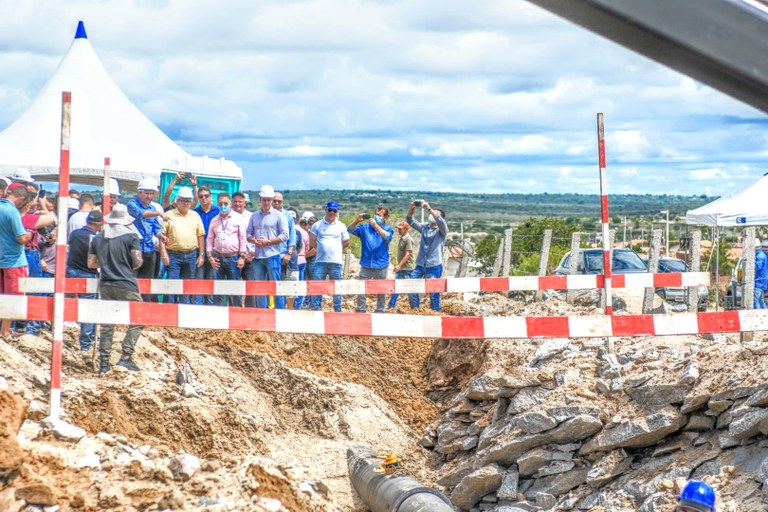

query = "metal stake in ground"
(47, 91), (85, 440)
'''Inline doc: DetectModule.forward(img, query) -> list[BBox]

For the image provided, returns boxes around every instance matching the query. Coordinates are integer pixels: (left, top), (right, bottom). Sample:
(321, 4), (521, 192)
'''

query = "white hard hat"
(137, 177), (159, 192)
(300, 211), (315, 222)
(176, 186), (194, 200)
(10, 167), (35, 183)
(67, 197), (80, 210)
(258, 184), (275, 198)
(108, 178), (121, 196)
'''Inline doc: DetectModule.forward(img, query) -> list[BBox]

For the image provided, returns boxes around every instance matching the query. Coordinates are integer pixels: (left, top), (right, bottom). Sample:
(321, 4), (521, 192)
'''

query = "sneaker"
(117, 357), (140, 372)
(99, 362), (111, 375)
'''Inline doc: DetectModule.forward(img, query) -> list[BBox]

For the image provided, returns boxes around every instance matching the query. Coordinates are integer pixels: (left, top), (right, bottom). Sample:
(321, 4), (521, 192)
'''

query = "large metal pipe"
(347, 445), (455, 512)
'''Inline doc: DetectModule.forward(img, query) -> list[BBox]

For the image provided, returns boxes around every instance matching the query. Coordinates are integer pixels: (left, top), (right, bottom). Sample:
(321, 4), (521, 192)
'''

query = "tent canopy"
(0, 21), (241, 191)
(686, 173), (768, 226)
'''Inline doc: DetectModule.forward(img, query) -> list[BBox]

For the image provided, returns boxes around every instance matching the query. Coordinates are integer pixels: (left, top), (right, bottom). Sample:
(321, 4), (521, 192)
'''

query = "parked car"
(554, 248), (648, 276)
(647, 257), (708, 311)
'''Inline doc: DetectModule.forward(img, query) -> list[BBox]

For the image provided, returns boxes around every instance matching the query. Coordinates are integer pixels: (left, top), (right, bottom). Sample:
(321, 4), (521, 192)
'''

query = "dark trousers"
(99, 285), (143, 363)
(136, 251), (156, 302)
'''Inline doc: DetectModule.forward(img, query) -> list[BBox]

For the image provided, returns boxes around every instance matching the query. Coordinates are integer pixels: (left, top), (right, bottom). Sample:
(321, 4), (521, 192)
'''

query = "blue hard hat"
(677, 480), (716, 512)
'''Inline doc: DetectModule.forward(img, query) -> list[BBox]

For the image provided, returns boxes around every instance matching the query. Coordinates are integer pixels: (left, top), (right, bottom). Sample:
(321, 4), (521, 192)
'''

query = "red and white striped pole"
(597, 113), (613, 315)
(47, 91), (85, 438)
(102, 157), (111, 217)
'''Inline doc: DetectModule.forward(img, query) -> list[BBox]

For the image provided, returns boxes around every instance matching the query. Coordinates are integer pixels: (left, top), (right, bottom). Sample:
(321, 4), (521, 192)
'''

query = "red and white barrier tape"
(1, 295), (757, 339)
(20, 272), (710, 296)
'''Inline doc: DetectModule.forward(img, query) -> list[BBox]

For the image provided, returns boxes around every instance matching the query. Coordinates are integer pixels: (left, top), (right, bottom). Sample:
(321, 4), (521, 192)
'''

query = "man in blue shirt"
(348, 205), (394, 313)
(194, 186), (220, 305)
(406, 200), (448, 311)
(127, 178), (167, 300)
(755, 239), (768, 309)
(246, 185), (289, 308)
(0, 183), (33, 337)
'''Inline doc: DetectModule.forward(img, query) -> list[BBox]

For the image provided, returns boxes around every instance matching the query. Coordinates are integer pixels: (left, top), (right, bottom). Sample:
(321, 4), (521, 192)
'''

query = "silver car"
(653, 257), (708, 311)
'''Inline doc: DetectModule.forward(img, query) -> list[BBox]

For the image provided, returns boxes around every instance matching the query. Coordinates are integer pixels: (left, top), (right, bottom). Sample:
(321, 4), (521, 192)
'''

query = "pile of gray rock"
(421, 338), (768, 511)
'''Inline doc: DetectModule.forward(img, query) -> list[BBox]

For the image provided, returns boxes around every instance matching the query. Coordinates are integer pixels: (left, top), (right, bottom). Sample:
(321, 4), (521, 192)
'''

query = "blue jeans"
(67, 267), (98, 349)
(195, 258), (215, 305)
(166, 250), (198, 304)
(214, 254), (242, 306)
(293, 263), (307, 309)
(247, 255), (284, 309)
(25, 249), (46, 335)
(311, 262), (342, 312)
(388, 269), (419, 309)
(411, 264), (443, 311)
(755, 289), (767, 309)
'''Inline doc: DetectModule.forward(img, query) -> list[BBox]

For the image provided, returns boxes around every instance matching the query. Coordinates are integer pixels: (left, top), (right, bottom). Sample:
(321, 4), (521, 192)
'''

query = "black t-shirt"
(66, 226), (98, 275)
(88, 231), (140, 291)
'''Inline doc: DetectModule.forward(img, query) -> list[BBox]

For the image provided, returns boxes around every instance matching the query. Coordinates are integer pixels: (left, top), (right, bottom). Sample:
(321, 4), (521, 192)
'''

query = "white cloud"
(689, 168), (731, 181)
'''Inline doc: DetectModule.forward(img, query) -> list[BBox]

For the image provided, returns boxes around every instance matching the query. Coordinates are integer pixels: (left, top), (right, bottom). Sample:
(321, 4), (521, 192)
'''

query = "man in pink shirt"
(206, 192), (247, 306)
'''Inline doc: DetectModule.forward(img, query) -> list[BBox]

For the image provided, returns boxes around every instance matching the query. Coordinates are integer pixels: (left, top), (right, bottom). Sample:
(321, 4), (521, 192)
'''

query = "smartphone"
(38, 188), (46, 198)
(362, 214), (371, 220)
(413, 200), (423, 206)
(184, 172), (192, 178)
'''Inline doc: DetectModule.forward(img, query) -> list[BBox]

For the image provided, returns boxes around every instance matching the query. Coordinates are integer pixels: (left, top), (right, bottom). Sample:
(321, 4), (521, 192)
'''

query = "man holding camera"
(348, 205), (394, 313)
(407, 200), (448, 311)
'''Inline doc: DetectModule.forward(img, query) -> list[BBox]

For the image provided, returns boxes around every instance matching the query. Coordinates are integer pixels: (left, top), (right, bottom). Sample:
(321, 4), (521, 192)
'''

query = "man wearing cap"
(107, 178), (121, 211)
(388, 220), (418, 310)
(0, 183), (33, 338)
(67, 210), (102, 351)
(160, 186), (205, 304)
(755, 238), (768, 309)
(127, 178), (168, 297)
(407, 200), (449, 311)
(88, 204), (144, 374)
(246, 185), (289, 309)
(348, 205), (394, 313)
(10, 167), (35, 185)
(309, 201), (350, 312)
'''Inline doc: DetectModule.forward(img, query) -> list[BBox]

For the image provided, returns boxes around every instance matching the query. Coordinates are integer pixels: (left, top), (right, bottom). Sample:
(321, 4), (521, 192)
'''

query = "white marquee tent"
(685, 173), (768, 226)
(0, 21), (241, 191)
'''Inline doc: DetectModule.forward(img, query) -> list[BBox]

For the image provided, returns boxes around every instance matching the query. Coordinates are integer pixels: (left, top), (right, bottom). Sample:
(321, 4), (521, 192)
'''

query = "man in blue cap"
(309, 200), (349, 312)
(676, 480), (716, 512)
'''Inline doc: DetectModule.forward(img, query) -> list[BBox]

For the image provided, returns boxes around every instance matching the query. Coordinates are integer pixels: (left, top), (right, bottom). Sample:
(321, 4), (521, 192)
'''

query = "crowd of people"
(0, 169), (448, 374)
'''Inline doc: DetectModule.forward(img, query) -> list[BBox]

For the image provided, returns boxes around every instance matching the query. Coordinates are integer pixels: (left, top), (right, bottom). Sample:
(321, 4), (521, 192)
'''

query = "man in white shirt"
(309, 201), (349, 312)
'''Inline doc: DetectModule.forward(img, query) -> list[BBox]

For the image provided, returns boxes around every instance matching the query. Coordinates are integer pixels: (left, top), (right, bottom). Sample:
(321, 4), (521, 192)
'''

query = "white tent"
(685, 173), (768, 226)
(0, 21), (241, 191)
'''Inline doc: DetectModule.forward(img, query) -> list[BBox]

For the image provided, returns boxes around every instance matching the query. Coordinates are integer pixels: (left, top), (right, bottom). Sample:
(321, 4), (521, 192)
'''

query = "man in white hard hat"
(108, 178), (121, 209)
(127, 178), (168, 297)
(160, 186), (205, 304)
(245, 184), (289, 308)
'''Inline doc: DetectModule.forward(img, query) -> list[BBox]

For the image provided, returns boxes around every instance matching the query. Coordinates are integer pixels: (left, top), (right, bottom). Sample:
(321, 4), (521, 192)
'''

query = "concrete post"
(502, 228), (513, 277)
(642, 229), (662, 313)
(599, 230), (616, 310)
(567, 232), (581, 304)
(536, 229), (553, 301)
(687, 230), (702, 312)
(744, 227), (756, 310)
(343, 252), (351, 280)
(491, 237), (504, 277)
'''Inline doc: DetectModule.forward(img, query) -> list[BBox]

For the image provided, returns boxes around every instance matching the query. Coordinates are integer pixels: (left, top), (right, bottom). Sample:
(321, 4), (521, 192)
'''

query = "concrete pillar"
(687, 230), (702, 312)
(643, 229), (662, 313)
(502, 228), (513, 277)
(744, 227), (756, 310)
(536, 229), (553, 301)
(567, 232), (581, 304)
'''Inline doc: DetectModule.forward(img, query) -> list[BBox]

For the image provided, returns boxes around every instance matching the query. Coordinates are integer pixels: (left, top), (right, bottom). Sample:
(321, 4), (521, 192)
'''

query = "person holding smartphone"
(406, 200), (448, 311)
(348, 205), (394, 313)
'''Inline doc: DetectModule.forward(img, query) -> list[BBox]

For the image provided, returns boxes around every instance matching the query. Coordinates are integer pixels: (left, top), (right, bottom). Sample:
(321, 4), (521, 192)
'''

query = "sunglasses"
(327, 208), (338, 213)
(272, 199), (283, 203)
(199, 194), (211, 199)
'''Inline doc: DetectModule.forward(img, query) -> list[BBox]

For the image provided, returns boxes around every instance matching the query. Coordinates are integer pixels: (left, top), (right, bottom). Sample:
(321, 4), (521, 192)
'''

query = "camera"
(413, 200), (423, 206)
(184, 172), (193, 178)
(361, 214), (371, 220)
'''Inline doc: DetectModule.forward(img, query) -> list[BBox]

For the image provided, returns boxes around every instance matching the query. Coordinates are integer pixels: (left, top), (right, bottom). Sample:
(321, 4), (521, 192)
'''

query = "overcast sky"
(0, 0), (766, 196)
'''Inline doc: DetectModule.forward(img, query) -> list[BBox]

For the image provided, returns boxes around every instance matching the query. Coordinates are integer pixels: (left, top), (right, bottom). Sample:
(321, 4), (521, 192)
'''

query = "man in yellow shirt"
(160, 186), (205, 304)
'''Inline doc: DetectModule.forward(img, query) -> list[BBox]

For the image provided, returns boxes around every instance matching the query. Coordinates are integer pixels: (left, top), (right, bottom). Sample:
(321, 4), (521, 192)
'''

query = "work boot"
(98, 360), (111, 375)
(117, 357), (140, 372)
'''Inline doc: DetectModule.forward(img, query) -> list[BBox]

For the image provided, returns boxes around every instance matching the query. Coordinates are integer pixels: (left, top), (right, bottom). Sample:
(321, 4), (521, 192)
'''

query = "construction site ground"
(0, 289), (764, 511)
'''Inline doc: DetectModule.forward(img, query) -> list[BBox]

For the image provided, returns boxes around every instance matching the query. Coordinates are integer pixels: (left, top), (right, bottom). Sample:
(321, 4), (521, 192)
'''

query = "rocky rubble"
(423, 334), (768, 511)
